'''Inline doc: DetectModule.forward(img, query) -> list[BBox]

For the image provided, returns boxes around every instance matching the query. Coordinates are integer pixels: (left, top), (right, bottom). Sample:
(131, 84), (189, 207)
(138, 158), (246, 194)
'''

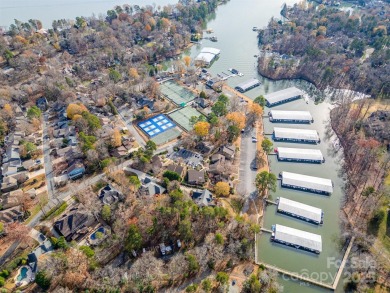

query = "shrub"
(35, 270), (51, 290)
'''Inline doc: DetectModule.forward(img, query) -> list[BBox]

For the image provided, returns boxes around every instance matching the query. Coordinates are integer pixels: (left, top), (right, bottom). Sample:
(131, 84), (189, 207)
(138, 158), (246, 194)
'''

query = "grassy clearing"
(25, 192), (48, 224)
(42, 202), (68, 221)
(21, 174), (46, 192)
(377, 208), (390, 253)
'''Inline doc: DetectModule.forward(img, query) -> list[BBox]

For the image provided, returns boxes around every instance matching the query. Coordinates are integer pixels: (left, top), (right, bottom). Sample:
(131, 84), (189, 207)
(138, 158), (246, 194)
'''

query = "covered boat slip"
(280, 171), (333, 195)
(277, 197), (323, 225)
(276, 147), (324, 163)
(273, 127), (320, 144)
(265, 87), (303, 107)
(234, 78), (260, 93)
(269, 110), (313, 124)
(271, 224), (322, 254)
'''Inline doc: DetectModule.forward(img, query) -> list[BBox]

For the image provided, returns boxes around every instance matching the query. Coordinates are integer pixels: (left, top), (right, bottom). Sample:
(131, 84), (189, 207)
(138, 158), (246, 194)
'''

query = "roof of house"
(167, 164), (184, 176)
(187, 170), (205, 184)
(54, 210), (94, 239)
(192, 189), (214, 206)
(221, 145), (235, 157)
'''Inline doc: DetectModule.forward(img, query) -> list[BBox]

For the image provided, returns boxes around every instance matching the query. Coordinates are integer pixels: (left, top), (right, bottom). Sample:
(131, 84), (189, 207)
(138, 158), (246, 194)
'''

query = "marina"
(269, 110), (314, 123)
(276, 197), (324, 225)
(273, 127), (321, 144)
(275, 147), (325, 163)
(265, 87), (303, 107)
(280, 171), (334, 195)
(271, 224), (322, 254)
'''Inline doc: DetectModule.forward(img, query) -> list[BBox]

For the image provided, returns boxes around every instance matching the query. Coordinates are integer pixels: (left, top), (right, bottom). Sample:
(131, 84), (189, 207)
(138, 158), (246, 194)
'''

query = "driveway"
(117, 108), (146, 147)
(237, 127), (258, 212)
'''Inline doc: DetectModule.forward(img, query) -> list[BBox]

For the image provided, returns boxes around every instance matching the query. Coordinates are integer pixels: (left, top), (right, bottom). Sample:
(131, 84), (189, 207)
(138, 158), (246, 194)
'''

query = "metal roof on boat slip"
(201, 47), (221, 55)
(274, 127), (319, 141)
(270, 110), (313, 121)
(277, 197), (323, 223)
(195, 52), (216, 63)
(277, 147), (324, 161)
(281, 171), (333, 193)
(265, 87), (303, 105)
(235, 78), (260, 90)
(274, 224), (322, 252)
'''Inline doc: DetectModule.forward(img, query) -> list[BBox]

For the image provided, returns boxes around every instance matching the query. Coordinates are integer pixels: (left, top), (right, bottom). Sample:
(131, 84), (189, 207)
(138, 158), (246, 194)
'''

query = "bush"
(80, 246), (95, 258)
(186, 284), (198, 292)
(0, 270), (9, 278)
(163, 170), (182, 182)
(35, 270), (51, 290)
(0, 276), (4, 287)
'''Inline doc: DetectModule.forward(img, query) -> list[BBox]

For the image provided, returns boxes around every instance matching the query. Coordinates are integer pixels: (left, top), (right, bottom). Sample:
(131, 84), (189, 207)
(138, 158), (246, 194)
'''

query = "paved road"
(237, 128), (258, 213)
(42, 113), (55, 200)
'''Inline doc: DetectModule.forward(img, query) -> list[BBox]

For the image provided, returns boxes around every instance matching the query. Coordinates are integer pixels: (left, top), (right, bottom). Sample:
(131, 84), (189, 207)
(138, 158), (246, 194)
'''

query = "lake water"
(2, 0), (346, 291)
(0, 0), (176, 28)
(186, 1), (346, 292)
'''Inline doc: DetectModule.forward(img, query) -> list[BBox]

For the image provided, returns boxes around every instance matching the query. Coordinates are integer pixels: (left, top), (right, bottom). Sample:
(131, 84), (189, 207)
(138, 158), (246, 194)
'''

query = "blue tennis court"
(138, 114), (176, 137)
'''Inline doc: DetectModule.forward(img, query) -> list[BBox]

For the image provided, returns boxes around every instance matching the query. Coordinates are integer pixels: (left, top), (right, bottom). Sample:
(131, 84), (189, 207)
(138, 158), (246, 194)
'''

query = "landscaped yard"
(21, 174), (46, 192)
(25, 192), (49, 224)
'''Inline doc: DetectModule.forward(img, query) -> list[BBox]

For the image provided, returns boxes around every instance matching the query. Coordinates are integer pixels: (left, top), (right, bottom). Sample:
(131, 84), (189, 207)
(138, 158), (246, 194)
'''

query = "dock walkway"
(256, 236), (356, 290)
(257, 263), (334, 290)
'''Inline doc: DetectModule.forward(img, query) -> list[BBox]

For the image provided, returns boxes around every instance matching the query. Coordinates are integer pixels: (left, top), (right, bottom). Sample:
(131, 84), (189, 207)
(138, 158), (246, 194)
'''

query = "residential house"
(139, 177), (166, 197)
(187, 170), (206, 185)
(209, 154), (226, 175)
(99, 184), (121, 205)
(167, 163), (185, 178)
(136, 96), (155, 111)
(111, 146), (128, 158)
(192, 189), (215, 207)
(67, 162), (86, 180)
(1, 176), (18, 193)
(0, 206), (24, 223)
(196, 141), (213, 155)
(1, 189), (23, 210)
(53, 174), (68, 187)
(36, 97), (48, 111)
(221, 145), (235, 160)
(195, 97), (210, 108)
(53, 207), (97, 241)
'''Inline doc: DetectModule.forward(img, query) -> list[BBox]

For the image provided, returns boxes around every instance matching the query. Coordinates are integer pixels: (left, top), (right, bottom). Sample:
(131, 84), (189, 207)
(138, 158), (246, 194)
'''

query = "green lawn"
(378, 208), (390, 253)
(25, 192), (48, 224)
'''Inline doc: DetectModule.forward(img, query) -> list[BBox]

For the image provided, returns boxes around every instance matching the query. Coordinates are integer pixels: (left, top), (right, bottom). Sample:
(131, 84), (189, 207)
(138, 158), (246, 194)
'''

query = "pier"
(265, 199), (277, 205)
(256, 262), (334, 290)
(256, 236), (356, 290)
(260, 228), (273, 233)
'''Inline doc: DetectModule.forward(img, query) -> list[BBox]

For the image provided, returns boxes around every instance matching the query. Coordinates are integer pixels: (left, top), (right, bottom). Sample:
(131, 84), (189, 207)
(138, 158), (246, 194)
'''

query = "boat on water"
(228, 68), (244, 76)
(252, 26), (258, 31)
(210, 36), (218, 42)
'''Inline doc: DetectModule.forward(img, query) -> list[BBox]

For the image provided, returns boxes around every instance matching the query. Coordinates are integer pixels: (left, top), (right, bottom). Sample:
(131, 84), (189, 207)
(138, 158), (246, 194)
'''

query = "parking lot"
(168, 148), (203, 168)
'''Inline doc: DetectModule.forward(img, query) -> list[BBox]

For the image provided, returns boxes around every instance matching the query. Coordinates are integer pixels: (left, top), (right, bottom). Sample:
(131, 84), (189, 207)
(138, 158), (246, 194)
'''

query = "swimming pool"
(90, 227), (105, 240)
(17, 267), (28, 281)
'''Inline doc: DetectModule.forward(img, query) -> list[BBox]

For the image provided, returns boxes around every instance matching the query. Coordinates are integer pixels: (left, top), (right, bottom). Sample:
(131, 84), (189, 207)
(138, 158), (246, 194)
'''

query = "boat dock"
(260, 228), (273, 234)
(256, 262), (334, 290)
(265, 199), (277, 205)
(256, 236), (356, 290)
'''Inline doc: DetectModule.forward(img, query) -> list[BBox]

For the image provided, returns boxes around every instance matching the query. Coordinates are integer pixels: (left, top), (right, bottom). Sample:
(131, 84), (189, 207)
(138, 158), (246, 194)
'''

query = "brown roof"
(187, 170), (205, 184)
(167, 164), (184, 176)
